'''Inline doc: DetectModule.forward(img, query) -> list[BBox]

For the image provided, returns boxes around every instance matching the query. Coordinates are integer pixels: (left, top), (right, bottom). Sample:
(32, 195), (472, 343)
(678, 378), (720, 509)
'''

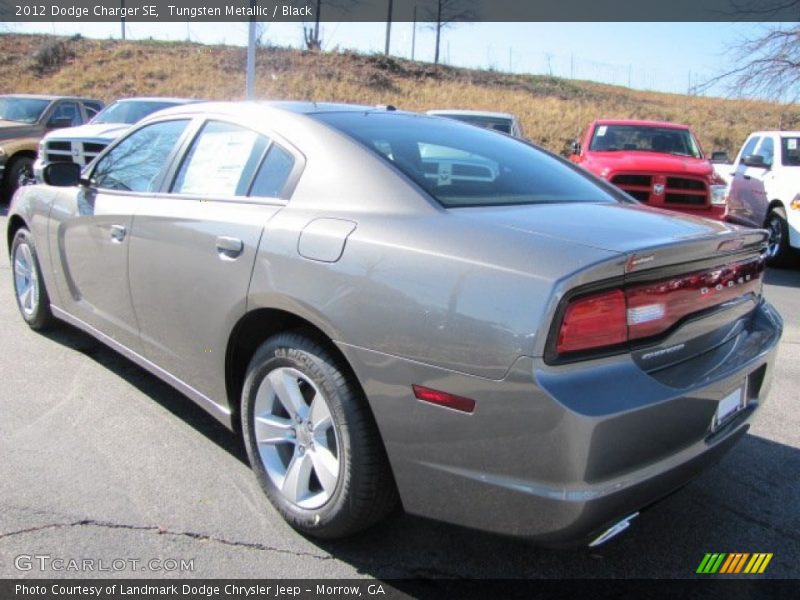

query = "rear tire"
(11, 227), (55, 330)
(765, 207), (794, 268)
(241, 331), (398, 539)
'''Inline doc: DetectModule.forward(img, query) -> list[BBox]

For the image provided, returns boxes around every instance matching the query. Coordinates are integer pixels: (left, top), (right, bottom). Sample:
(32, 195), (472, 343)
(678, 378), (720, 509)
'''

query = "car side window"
(740, 136), (760, 161)
(84, 104), (102, 121)
(755, 137), (774, 167)
(48, 102), (80, 127)
(93, 119), (190, 193)
(249, 144), (295, 198)
(173, 121), (269, 197)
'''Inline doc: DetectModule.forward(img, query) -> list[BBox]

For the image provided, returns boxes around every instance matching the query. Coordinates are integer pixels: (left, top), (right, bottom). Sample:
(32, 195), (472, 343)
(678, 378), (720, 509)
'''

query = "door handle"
(743, 174), (751, 180)
(216, 236), (244, 259)
(110, 224), (127, 243)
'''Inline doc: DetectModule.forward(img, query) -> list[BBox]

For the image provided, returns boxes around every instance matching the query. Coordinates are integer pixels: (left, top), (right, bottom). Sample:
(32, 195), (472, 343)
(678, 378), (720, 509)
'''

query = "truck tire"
(765, 207), (794, 268)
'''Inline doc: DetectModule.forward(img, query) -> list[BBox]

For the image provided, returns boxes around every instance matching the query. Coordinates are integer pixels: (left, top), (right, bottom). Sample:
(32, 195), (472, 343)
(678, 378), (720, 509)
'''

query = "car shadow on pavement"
(765, 267), (800, 288)
(36, 322), (800, 580)
(40, 321), (249, 466)
(309, 433), (800, 580)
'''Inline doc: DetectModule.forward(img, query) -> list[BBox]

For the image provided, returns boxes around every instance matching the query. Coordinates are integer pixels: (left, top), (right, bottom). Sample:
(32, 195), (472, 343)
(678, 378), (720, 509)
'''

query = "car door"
(127, 119), (299, 406)
(728, 135), (761, 225)
(48, 118), (192, 352)
(744, 136), (774, 226)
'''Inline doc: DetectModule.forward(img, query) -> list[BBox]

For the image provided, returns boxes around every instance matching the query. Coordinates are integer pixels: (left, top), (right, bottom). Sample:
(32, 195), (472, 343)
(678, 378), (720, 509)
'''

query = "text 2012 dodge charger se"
(7, 102), (782, 546)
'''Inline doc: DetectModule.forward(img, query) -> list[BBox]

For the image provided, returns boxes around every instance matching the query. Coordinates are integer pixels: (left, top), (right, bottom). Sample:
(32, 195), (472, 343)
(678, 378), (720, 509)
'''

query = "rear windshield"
(314, 112), (617, 208)
(781, 137), (800, 166)
(434, 113), (513, 134)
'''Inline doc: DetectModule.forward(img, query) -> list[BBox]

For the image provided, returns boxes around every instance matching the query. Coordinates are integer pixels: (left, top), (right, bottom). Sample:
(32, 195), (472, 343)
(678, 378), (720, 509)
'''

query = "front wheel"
(11, 227), (55, 330)
(241, 332), (397, 539)
(765, 207), (794, 268)
(5, 156), (34, 200)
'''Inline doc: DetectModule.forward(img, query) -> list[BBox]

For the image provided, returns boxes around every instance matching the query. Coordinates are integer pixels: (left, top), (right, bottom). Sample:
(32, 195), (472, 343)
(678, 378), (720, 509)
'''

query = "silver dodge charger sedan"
(7, 102), (782, 546)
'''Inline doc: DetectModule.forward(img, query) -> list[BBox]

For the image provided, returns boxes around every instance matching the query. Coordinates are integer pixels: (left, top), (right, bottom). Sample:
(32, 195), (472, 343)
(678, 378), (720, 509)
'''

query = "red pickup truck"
(570, 119), (728, 220)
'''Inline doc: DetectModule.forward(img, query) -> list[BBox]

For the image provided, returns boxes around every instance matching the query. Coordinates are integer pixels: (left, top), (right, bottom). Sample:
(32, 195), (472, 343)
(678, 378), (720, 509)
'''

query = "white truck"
(726, 130), (800, 267)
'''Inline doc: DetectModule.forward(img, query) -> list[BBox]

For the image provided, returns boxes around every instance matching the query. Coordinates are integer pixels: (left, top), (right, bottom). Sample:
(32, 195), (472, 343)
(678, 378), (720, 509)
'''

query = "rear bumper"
(340, 298), (782, 545)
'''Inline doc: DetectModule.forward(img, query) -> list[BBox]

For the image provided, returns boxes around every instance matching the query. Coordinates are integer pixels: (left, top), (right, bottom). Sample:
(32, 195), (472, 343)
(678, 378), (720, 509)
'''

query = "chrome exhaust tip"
(588, 512), (639, 547)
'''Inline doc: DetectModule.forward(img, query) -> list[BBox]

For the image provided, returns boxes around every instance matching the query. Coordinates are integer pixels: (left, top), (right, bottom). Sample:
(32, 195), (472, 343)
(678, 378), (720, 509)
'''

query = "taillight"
(556, 289), (627, 354)
(554, 257), (764, 358)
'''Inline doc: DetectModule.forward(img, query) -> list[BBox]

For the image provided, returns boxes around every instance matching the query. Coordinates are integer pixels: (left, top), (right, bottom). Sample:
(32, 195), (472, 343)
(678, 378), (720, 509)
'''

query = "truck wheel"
(241, 332), (398, 538)
(765, 207), (794, 268)
(5, 156), (34, 201)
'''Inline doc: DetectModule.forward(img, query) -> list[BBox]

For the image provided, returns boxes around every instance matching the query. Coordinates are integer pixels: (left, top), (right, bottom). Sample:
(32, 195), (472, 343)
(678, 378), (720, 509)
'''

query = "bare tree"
(297, 0), (360, 51)
(424, 0), (476, 65)
(699, 23), (800, 102)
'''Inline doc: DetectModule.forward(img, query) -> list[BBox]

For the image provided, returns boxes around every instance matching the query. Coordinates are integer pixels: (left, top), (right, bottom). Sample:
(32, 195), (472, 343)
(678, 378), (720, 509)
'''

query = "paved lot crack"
(0, 517), (466, 578)
(691, 493), (800, 544)
(0, 519), (334, 562)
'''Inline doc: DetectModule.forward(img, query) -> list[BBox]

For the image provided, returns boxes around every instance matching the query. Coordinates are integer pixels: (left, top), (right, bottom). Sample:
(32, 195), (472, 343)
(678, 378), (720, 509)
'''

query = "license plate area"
(712, 385), (746, 432)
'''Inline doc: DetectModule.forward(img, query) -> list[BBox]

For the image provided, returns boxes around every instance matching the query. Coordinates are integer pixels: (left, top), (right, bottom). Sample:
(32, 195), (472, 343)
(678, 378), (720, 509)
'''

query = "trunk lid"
(455, 201), (767, 273)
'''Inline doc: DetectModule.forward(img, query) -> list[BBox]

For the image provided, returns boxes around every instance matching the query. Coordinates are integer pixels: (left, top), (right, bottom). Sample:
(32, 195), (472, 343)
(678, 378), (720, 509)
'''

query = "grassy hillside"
(1, 33), (797, 156)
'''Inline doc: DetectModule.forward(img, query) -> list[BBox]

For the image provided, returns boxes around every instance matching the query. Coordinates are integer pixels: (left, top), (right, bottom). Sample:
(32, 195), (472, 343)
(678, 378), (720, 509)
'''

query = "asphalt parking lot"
(0, 211), (798, 580)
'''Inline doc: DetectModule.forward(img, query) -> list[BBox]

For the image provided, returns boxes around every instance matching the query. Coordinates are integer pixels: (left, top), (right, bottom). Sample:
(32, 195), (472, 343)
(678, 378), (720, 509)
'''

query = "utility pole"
(120, 0), (126, 40)
(411, 5), (417, 61)
(570, 54), (574, 79)
(246, 0), (256, 99)
(628, 64), (632, 88)
(384, 0), (393, 56)
(508, 47), (512, 73)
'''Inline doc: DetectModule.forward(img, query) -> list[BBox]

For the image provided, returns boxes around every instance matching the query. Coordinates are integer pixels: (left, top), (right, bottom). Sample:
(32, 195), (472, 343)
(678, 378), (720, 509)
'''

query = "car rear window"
(435, 113), (513, 134)
(314, 112), (617, 208)
(781, 137), (800, 166)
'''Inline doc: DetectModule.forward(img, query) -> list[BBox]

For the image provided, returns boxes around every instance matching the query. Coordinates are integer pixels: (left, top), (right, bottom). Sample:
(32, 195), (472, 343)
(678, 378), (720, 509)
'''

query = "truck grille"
(610, 173), (708, 208)
(43, 140), (109, 167)
(611, 174), (651, 187)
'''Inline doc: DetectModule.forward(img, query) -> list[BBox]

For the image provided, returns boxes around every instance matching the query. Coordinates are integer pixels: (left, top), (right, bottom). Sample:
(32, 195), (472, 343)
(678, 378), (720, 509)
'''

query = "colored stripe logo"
(697, 553), (773, 574)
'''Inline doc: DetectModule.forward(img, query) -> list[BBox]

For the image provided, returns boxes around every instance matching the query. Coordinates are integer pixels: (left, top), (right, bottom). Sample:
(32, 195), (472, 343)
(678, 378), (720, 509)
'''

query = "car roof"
(109, 97), (199, 104)
(147, 101), (410, 121)
(749, 130), (800, 137)
(592, 119), (690, 130)
(0, 93), (101, 102)
(427, 109), (516, 120)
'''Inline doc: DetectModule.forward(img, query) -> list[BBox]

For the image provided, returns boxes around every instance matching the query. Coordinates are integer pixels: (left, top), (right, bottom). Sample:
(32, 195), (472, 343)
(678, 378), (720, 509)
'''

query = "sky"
(2, 21), (771, 97)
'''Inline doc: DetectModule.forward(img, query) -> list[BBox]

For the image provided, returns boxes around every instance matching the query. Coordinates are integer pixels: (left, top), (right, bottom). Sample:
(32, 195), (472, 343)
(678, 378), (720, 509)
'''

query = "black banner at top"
(0, 0), (798, 22)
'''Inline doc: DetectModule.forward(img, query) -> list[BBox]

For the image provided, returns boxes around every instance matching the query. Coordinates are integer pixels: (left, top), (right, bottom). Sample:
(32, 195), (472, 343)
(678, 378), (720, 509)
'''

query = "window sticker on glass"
(597, 126), (607, 136)
(178, 129), (260, 196)
(788, 139), (798, 150)
(437, 162), (452, 186)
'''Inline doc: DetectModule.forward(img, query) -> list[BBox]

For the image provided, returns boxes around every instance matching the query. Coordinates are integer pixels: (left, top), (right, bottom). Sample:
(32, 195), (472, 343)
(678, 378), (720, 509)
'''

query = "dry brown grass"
(1, 33), (797, 156)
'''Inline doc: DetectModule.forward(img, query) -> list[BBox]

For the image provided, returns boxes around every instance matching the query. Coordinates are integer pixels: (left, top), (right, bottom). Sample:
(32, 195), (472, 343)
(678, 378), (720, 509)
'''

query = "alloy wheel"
(13, 241), (39, 317)
(253, 367), (341, 509)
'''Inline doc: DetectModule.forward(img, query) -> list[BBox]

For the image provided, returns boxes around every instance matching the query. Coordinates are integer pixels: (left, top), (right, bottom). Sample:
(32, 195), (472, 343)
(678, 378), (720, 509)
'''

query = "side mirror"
(570, 140), (581, 155)
(43, 162), (81, 187)
(741, 154), (769, 169)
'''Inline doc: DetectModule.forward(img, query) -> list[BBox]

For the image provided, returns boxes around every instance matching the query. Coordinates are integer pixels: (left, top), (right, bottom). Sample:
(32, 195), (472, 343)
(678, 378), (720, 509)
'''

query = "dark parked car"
(7, 102), (782, 546)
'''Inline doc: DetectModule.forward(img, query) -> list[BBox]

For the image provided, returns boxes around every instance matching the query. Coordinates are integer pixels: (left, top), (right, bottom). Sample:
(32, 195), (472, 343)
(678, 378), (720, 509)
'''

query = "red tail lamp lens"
(556, 289), (627, 354)
(412, 385), (476, 414)
(555, 256), (764, 357)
